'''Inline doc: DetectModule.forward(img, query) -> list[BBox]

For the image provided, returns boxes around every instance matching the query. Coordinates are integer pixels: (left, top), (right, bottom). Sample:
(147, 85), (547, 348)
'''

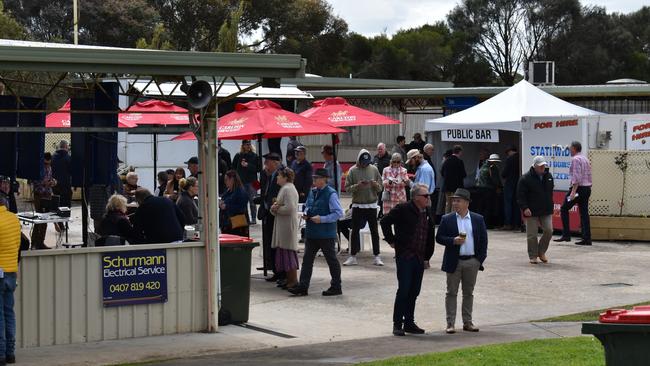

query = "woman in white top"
(270, 167), (300, 289)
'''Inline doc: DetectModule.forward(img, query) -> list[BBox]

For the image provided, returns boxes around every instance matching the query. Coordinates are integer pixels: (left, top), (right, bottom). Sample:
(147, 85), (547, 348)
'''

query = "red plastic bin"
(599, 306), (650, 324)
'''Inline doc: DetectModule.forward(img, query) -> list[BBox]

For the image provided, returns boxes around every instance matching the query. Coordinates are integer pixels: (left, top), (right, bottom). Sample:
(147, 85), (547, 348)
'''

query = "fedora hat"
(450, 188), (471, 202)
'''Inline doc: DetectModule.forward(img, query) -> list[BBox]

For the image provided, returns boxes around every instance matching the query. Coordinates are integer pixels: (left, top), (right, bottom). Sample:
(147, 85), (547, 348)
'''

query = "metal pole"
(257, 135), (267, 277)
(153, 133), (158, 188)
(73, 0), (79, 45)
(331, 134), (339, 194)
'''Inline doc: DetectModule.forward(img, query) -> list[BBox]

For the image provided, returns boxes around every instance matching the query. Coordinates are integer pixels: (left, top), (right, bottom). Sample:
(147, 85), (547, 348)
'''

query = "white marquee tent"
(425, 80), (603, 132)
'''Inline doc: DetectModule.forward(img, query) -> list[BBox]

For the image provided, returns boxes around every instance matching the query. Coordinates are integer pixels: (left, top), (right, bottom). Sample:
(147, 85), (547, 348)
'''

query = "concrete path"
(15, 196), (650, 365)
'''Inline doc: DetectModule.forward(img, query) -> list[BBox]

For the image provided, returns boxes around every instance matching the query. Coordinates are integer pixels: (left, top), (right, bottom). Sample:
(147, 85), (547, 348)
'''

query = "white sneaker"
(343, 256), (358, 266)
(373, 255), (384, 266)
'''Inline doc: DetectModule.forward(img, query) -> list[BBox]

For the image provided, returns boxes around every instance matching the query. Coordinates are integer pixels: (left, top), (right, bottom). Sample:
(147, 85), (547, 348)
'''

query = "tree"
(448, 0), (580, 85)
(217, 0), (245, 52)
(4, 0), (74, 42)
(136, 23), (174, 50)
(0, 1), (25, 40)
(79, 0), (159, 47)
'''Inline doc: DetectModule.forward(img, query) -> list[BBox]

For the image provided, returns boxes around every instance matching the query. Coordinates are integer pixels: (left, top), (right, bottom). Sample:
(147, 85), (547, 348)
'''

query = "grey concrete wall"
(16, 243), (207, 348)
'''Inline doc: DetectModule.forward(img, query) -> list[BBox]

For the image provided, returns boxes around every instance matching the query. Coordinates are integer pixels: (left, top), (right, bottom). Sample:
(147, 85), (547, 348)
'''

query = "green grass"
(359, 337), (604, 366)
(534, 300), (650, 322)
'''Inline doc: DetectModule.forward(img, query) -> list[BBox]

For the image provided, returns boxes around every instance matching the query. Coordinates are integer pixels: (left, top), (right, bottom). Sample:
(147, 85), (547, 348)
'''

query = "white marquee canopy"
(425, 80), (603, 132)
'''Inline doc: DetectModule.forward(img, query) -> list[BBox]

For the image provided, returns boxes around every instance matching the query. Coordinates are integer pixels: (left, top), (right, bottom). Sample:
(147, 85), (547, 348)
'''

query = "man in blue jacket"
(436, 188), (488, 334)
(289, 168), (344, 297)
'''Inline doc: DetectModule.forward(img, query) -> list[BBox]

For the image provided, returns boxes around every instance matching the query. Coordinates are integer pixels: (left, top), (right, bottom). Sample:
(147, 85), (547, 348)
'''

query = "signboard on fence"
(626, 120), (650, 151)
(102, 249), (168, 307)
(441, 128), (499, 142)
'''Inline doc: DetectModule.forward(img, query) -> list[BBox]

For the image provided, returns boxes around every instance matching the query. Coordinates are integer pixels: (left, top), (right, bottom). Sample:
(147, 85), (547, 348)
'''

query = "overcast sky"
(326, 0), (647, 37)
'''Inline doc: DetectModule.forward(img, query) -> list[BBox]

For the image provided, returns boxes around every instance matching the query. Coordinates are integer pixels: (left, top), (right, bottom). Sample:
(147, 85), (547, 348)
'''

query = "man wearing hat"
(475, 154), (502, 228)
(517, 156), (554, 264)
(289, 168), (344, 296)
(233, 139), (260, 225)
(258, 152), (284, 281)
(290, 146), (313, 204)
(344, 149), (384, 266)
(500, 145), (521, 231)
(407, 149), (435, 197)
(185, 156), (200, 178)
(436, 188), (488, 334)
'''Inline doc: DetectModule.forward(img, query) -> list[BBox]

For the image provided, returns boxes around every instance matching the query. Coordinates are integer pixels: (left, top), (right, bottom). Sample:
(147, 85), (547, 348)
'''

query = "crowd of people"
(2, 133), (595, 343)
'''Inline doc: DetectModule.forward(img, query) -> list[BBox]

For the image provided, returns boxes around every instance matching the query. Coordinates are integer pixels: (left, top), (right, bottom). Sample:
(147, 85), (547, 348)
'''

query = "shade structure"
(121, 99), (190, 125)
(425, 80), (603, 132)
(173, 100), (346, 141)
(46, 100), (137, 128)
(299, 96), (400, 127)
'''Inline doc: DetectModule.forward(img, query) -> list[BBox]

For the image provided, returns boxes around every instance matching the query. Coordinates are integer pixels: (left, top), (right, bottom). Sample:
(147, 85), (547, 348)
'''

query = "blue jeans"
(393, 256), (424, 325)
(0, 273), (17, 358)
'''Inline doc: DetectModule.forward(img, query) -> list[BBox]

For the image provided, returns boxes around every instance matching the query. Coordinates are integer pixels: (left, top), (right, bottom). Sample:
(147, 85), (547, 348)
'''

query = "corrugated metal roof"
(309, 83), (650, 99)
(0, 39), (305, 78)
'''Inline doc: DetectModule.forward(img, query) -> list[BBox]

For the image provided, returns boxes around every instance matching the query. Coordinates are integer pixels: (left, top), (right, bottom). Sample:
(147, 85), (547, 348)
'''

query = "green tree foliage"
(136, 23), (174, 50)
(217, 0), (245, 52)
(0, 1), (25, 40)
(448, 0), (580, 85)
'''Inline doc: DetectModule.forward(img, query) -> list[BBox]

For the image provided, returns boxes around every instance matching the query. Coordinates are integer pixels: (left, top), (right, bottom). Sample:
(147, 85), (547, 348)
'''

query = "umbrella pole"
(153, 133), (158, 188)
(257, 135), (267, 277)
(332, 134), (339, 194)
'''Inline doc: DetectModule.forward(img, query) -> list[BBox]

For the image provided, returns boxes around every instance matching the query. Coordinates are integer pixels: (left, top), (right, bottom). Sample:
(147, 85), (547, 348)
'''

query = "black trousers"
(561, 186), (591, 240)
(350, 207), (380, 256)
(393, 255), (424, 325)
(262, 214), (276, 273)
(31, 194), (49, 248)
(298, 238), (341, 290)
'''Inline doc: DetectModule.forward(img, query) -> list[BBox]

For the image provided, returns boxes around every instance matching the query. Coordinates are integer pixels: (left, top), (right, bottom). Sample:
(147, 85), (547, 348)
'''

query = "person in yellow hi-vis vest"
(0, 195), (20, 365)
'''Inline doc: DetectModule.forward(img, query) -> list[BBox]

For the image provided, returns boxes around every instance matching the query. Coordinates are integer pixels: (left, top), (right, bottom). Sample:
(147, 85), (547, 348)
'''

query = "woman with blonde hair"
(382, 153), (410, 214)
(270, 167), (300, 289)
(97, 194), (138, 245)
(177, 177), (199, 225)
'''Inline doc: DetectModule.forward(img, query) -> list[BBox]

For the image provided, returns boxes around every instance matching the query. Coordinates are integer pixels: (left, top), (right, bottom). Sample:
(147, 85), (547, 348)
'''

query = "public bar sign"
(441, 128), (499, 143)
(626, 120), (650, 151)
(102, 249), (168, 307)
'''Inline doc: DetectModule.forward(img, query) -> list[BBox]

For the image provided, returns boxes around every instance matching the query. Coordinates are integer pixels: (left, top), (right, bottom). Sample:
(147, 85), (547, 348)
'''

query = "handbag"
(229, 214), (248, 229)
(381, 189), (391, 201)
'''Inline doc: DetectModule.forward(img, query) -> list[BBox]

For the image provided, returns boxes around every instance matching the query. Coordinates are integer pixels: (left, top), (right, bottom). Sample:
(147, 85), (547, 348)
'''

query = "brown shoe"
(445, 324), (456, 334)
(539, 253), (548, 263)
(463, 323), (479, 332)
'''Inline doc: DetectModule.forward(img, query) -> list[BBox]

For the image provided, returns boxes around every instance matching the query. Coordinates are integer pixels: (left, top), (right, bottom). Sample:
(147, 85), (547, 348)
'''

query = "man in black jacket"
(258, 153), (284, 281)
(373, 142), (391, 217)
(131, 188), (185, 244)
(517, 156), (554, 264)
(440, 145), (466, 213)
(380, 183), (435, 336)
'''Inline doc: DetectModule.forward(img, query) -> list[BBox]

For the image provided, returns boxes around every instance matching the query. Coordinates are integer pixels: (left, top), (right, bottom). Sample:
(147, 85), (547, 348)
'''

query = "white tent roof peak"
(425, 79), (603, 132)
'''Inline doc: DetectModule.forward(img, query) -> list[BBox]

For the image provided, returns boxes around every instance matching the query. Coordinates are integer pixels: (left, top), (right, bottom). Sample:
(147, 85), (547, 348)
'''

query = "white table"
(17, 212), (74, 248)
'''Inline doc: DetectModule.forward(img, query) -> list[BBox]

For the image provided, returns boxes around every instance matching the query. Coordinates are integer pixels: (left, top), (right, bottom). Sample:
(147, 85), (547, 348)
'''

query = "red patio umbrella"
(121, 99), (190, 125)
(46, 100), (138, 128)
(300, 97), (400, 195)
(299, 96), (400, 127)
(173, 99), (345, 140)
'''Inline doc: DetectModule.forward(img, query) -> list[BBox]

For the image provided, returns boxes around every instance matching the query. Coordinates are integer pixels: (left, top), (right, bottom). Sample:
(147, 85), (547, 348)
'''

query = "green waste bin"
(582, 306), (650, 366)
(219, 235), (259, 325)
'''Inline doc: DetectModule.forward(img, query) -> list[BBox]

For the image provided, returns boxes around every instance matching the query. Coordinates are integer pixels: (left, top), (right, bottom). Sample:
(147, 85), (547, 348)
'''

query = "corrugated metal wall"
(16, 243), (207, 348)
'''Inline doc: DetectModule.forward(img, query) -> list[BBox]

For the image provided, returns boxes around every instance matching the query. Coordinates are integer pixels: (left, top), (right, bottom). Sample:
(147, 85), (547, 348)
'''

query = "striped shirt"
(569, 154), (592, 187)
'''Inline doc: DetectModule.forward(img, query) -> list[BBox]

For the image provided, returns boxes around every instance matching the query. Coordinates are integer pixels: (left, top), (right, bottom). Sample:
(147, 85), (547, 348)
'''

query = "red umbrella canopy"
(300, 97), (400, 127)
(122, 99), (189, 126)
(216, 99), (345, 140)
(46, 100), (137, 128)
